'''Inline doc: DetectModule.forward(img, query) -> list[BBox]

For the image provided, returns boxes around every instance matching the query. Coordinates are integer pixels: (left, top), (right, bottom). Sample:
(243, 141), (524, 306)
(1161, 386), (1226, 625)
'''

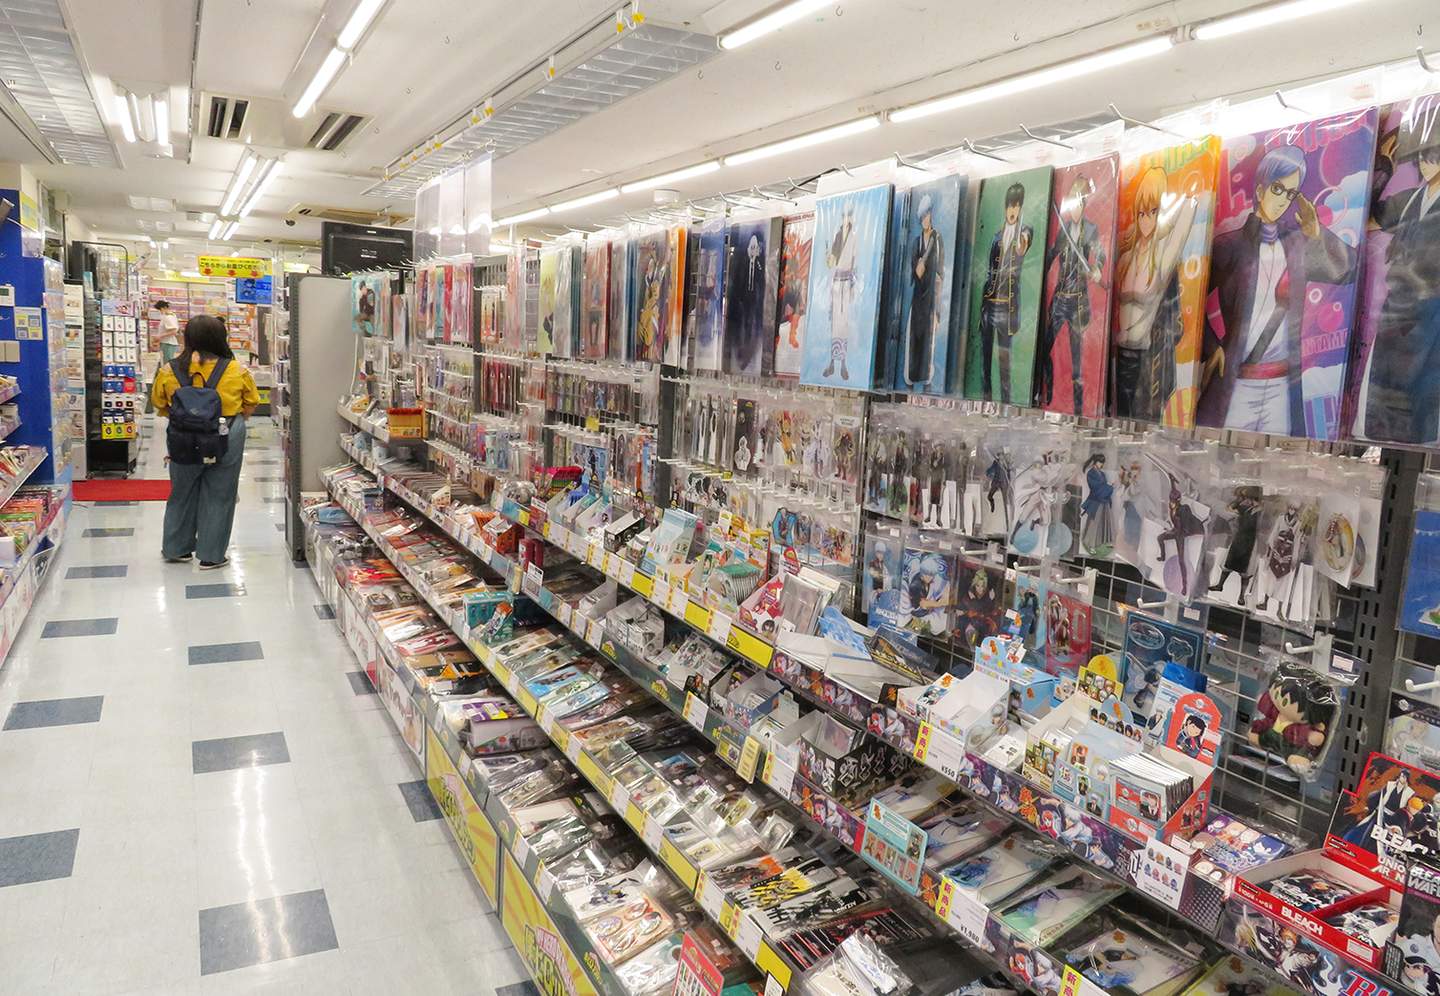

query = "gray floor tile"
(92, 500), (138, 506)
(81, 527), (134, 537)
(251, 476), (282, 482)
(248, 459), (279, 464)
(497, 982), (541, 996)
(275, 523), (286, 531)
(40, 617), (119, 638)
(198, 888), (338, 974)
(65, 565), (128, 579)
(313, 604), (336, 621)
(188, 641), (264, 665)
(346, 671), (376, 695)
(397, 780), (442, 822)
(262, 497), (285, 504)
(4, 696), (104, 731)
(0, 829), (80, 887)
(192, 732), (290, 774)
(186, 583), (247, 599)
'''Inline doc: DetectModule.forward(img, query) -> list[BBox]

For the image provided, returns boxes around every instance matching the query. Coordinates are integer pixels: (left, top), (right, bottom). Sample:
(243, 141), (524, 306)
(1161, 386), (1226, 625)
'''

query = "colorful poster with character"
(632, 224), (687, 365)
(1403, 508), (1440, 637)
(963, 165), (1054, 404)
(581, 239), (610, 359)
(1197, 109), (1377, 439)
(774, 213), (815, 378)
(1039, 155), (1119, 417)
(1111, 136), (1220, 427)
(1351, 94), (1440, 445)
(801, 184), (894, 388)
(692, 212), (726, 371)
(952, 557), (1006, 648)
(898, 546), (951, 637)
(723, 215), (783, 375)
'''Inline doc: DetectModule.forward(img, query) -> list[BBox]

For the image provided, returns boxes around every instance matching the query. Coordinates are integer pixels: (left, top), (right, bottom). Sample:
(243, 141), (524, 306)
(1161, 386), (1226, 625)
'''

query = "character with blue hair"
(906, 192), (946, 388)
(1199, 142), (1358, 435)
(901, 550), (950, 635)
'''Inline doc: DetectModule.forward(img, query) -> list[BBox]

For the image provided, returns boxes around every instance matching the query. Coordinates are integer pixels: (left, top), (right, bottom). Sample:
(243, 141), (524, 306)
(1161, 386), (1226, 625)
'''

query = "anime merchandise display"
(1189, 815), (1294, 876)
(1402, 477), (1440, 637)
(993, 864), (1123, 945)
(1179, 957), (1299, 996)
(609, 228), (632, 361)
(553, 238), (579, 358)
(1249, 493), (1319, 629)
(881, 172), (970, 394)
(1042, 586), (1092, 676)
(951, 555), (1006, 649)
(352, 272), (383, 335)
(801, 183), (894, 388)
(941, 834), (1056, 905)
(1039, 155), (1119, 417)
(774, 213), (816, 379)
(1329, 753), (1440, 878)
(692, 211), (727, 372)
(898, 544), (952, 637)
(1241, 657), (1340, 778)
(1111, 136), (1220, 427)
(723, 215), (783, 376)
(1351, 92), (1440, 446)
(582, 237), (611, 359)
(1196, 110), (1377, 439)
(1119, 610), (1206, 717)
(863, 526), (906, 633)
(1111, 449), (1213, 601)
(1384, 859), (1440, 989)
(1066, 916), (1205, 996)
(1078, 443), (1118, 558)
(1007, 438), (1078, 559)
(633, 224), (686, 365)
(1205, 482), (1265, 608)
(538, 246), (558, 355)
(962, 165), (1054, 404)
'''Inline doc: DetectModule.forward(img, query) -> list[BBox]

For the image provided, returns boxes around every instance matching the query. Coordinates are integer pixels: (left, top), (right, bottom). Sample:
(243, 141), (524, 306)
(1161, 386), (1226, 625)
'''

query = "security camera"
(285, 218), (296, 227)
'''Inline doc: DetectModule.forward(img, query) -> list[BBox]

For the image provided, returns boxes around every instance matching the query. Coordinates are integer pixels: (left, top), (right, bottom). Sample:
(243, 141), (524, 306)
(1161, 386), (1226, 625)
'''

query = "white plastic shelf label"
(683, 693), (709, 731)
(642, 813), (665, 852)
(945, 886), (988, 946)
(734, 911), (765, 961)
(763, 755), (796, 799)
(611, 783), (631, 815)
(695, 871), (726, 921)
(708, 611), (733, 642)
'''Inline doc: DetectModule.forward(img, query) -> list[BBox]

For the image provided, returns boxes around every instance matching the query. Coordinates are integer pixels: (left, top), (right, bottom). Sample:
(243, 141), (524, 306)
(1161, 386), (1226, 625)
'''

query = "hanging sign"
(197, 256), (267, 278)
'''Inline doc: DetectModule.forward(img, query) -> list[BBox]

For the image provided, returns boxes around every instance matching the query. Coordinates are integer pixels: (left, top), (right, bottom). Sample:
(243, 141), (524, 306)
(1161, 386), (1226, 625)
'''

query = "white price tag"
(536, 867), (556, 904)
(946, 888), (989, 945)
(764, 975), (784, 996)
(537, 707), (556, 737)
(565, 735), (584, 763)
(735, 912), (765, 961)
(919, 727), (968, 781)
(708, 611), (733, 642)
(696, 872), (726, 921)
(1133, 836), (1191, 911)
(512, 834), (532, 866)
(558, 603), (574, 627)
(684, 694), (710, 730)
(611, 783), (631, 814)
(619, 561), (636, 588)
(643, 814), (665, 852)
(652, 580), (670, 608)
(765, 757), (797, 799)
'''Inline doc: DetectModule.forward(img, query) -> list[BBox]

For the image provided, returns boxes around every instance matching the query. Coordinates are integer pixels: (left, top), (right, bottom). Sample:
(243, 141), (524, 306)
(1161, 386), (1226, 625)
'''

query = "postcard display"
(311, 84), (1440, 996)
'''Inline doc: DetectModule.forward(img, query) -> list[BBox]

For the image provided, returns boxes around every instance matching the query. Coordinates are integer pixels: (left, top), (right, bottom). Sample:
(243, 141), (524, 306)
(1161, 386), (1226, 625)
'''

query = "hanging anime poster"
(800, 184), (894, 388)
(537, 247), (557, 356)
(632, 229), (672, 363)
(1039, 156), (1119, 417)
(581, 240), (610, 359)
(1111, 137), (1220, 427)
(610, 233), (632, 361)
(962, 165), (1054, 403)
(952, 557), (1006, 649)
(899, 545), (952, 637)
(773, 212), (815, 377)
(1350, 95), (1440, 445)
(415, 266), (431, 338)
(504, 250), (522, 348)
(692, 213), (727, 372)
(1196, 110), (1377, 439)
(882, 173), (968, 394)
(351, 273), (383, 336)
(723, 215), (783, 375)
(662, 224), (689, 366)
(1402, 508), (1440, 637)
(553, 243), (577, 358)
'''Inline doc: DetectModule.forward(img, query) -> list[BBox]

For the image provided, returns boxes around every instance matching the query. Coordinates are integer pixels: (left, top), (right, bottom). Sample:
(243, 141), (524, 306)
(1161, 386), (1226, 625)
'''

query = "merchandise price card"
(652, 580), (671, 611)
(604, 553), (621, 580)
(535, 867), (556, 905)
(734, 912), (765, 961)
(707, 611), (732, 643)
(1132, 836), (1191, 911)
(511, 834), (532, 867)
(668, 588), (689, 616)
(618, 561), (636, 588)
(944, 885), (989, 946)
(763, 755), (796, 799)
(557, 602), (574, 628)
(695, 872), (726, 921)
(683, 693), (709, 730)
(642, 813), (666, 852)
(610, 783), (631, 815)
(565, 735), (584, 763)
(585, 620), (601, 646)
(737, 738), (762, 782)
(919, 727), (968, 782)
(719, 901), (742, 938)
(587, 540), (602, 567)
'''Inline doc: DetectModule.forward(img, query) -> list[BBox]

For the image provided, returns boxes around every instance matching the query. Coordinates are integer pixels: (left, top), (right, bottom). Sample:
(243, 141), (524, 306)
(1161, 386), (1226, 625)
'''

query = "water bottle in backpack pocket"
(167, 358), (231, 466)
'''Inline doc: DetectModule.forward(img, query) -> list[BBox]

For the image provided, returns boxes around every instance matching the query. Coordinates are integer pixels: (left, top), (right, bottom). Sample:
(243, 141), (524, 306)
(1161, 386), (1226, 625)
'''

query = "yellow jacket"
(151, 356), (260, 418)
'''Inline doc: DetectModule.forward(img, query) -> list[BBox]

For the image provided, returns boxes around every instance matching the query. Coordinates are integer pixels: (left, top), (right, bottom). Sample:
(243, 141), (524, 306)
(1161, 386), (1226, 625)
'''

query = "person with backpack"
(150, 315), (259, 569)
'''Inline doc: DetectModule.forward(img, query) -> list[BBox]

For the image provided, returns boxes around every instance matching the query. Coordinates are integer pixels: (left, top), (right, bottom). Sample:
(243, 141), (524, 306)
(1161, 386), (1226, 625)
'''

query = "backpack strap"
(202, 357), (230, 391)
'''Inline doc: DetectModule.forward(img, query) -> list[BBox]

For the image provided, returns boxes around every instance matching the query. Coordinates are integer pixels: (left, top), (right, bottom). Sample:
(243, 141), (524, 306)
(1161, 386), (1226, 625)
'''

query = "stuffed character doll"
(1248, 667), (1335, 774)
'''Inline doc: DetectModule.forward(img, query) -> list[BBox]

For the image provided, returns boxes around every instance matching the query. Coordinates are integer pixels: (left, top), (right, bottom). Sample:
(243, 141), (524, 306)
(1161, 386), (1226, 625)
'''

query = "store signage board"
(198, 255), (267, 278)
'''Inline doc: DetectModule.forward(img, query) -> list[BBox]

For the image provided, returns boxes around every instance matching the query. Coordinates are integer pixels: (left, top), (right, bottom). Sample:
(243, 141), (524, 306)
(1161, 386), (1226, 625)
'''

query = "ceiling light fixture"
(154, 97), (169, 144)
(619, 161), (721, 194)
(890, 36), (1174, 123)
(114, 93), (135, 142)
(293, 47), (347, 118)
(221, 222), (239, 240)
(338, 0), (387, 48)
(219, 152), (258, 217)
(1191, 0), (1373, 40)
(723, 116), (880, 166)
(495, 207), (551, 226)
(207, 218), (223, 239)
(237, 160), (283, 218)
(550, 189), (620, 213)
(719, 0), (831, 50)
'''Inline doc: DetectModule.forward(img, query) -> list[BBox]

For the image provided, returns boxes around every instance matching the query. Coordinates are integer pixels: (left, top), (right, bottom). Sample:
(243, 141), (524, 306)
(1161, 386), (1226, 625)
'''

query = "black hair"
(1273, 676), (1310, 711)
(1083, 453), (1107, 471)
(176, 314), (233, 377)
(1005, 183), (1025, 208)
(1183, 714), (1206, 735)
(155, 300), (170, 310)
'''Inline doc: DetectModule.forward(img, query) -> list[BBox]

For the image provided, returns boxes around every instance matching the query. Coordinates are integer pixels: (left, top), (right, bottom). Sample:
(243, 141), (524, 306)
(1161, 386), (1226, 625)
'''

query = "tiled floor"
(0, 414), (530, 994)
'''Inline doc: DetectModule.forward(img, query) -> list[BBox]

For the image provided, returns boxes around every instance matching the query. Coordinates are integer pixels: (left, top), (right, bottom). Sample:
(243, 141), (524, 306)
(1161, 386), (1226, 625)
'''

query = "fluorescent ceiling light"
(551, 189), (619, 213)
(1192, 0), (1372, 39)
(720, 0), (830, 49)
(723, 116), (879, 167)
(238, 160), (282, 218)
(154, 97), (169, 144)
(208, 218), (223, 239)
(495, 207), (551, 226)
(619, 161), (721, 194)
(338, 0), (386, 48)
(220, 153), (257, 216)
(890, 36), (1174, 123)
(221, 222), (239, 240)
(115, 93), (135, 142)
(293, 47), (347, 118)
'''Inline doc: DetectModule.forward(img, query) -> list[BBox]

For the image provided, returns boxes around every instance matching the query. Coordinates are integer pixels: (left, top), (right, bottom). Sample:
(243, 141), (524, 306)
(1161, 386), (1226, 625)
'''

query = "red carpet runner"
(73, 479), (172, 501)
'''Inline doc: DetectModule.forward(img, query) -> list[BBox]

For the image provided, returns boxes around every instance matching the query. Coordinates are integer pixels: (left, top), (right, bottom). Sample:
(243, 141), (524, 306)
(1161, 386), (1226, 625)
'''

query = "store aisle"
(0, 416), (534, 995)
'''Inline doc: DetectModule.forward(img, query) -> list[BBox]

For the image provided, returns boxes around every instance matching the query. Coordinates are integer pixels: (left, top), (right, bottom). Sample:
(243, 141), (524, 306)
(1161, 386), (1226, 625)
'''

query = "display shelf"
(0, 380), (21, 405)
(336, 400), (364, 430)
(0, 448), (50, 510)
(0, 494), (67, 665)
(0, 415), (22, 444)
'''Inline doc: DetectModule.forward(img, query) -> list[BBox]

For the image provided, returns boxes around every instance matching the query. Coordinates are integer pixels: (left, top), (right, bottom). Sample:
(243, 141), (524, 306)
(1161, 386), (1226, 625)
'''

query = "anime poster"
(724, 216), (783, 375)
(352, 273), (383, 335)
(962, 165), (1054, 404)
(774, 213), (815, 378)
(538, 248), (557, 356)
(632, 229), (673, 363)
(692, 213), (727, 371)
(1196, 110), (1377, 439)
(553, 243), (578, 358)
(1351, 95), (1440, 445)
(1385, 860), (1440, 990)
(898, 545), (951, 637)
(1039, 156), (1119, 417)
(581, 240), (610, 359)
(1328, 754), (1440, 881)
(1044, 590), (1091, 675)
(882, 173), (969, 394)
(504, 250), (522, 348)
(800, 184), (894, 388)
(1111, 137), (1220, 427)
(863, 531), (905, 632)
(610, 233), (632, 361)
(1402, 509), (1440, 637)
(953, 558), (1005, 649)
(661, 224), (689, 366)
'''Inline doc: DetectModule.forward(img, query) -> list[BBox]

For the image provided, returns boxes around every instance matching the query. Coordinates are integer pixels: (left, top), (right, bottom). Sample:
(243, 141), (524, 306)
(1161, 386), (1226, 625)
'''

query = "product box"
(1235, 851), (1399, 970)
(719, 671), (784, 730)
(922, 670), (1010, 750)
(798, 713), (893, 798)
(481, 516), (522, 555)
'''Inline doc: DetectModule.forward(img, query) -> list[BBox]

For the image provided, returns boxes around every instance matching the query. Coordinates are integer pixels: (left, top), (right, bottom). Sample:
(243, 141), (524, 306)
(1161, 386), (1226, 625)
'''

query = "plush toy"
(1248, 665), (1336, 774)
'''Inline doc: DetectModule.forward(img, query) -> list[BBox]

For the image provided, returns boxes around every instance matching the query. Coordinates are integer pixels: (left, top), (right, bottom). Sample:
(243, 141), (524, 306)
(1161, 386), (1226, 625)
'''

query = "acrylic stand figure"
(1211, 485), (1263, 605)
(979, 183), (1033, 402)
(1079, 452), (1115, 555)
(1155, 472), (1206, 594)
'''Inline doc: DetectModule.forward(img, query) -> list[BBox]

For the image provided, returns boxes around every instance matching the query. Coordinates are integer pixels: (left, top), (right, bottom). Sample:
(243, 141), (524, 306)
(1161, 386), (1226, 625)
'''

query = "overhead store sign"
(197, 255), (267, 278)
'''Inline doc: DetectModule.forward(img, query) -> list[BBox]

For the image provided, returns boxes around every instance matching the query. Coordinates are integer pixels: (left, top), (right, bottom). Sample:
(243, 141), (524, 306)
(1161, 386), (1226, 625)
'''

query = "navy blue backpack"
(167, 358), (231, 465)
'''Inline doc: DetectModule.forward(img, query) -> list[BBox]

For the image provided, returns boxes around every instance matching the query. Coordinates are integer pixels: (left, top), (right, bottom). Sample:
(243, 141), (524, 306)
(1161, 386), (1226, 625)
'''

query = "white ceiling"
(9, 0), (1438, 257)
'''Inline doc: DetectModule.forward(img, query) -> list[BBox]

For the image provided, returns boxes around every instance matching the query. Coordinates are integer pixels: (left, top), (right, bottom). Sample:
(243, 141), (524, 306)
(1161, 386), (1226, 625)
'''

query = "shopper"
(155, 300), (181, 363)
(151, 315), (259, 569)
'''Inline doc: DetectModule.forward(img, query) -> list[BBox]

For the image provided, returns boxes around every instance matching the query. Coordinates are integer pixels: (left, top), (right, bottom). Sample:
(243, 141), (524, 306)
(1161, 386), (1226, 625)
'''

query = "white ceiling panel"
(194, 0), (325, 100)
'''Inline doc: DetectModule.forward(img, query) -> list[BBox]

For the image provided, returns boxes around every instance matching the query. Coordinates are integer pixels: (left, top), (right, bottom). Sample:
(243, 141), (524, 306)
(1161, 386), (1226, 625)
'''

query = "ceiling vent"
(197, 92), (370, 152)
(204, 95), (249, 139)
(306, 113), (367, 151)
(288, 203), (412, 227)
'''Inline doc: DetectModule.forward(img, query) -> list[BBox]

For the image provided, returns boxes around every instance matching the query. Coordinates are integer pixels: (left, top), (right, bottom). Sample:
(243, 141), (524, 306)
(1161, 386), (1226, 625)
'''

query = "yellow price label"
(737, 737), (762, 782)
